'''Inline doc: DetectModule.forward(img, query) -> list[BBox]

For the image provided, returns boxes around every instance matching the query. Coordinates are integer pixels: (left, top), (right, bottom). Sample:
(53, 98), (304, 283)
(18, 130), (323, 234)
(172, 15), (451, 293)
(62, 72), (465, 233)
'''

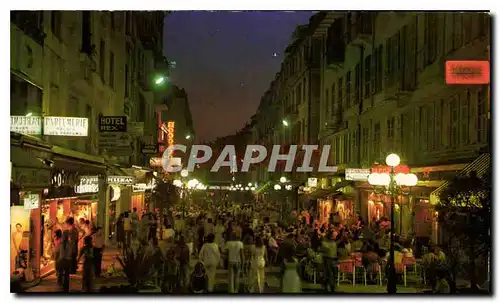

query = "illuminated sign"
(346, 168), (371, 181)
(167, 121), (175, 146)
(132, 181), (155, 192)
(24, 194), (39, 210)
(307, 178), (318, 188)
(80, 176), (99, 184)
(371, 165), (409, 174)
(446, 60), (490, 85)
(74, 184), (99, 194)
(44, 117), (89, 136)
(107, 176), (135, 185)
(150, 157), (162, 167)
(10, 116), (42, 135)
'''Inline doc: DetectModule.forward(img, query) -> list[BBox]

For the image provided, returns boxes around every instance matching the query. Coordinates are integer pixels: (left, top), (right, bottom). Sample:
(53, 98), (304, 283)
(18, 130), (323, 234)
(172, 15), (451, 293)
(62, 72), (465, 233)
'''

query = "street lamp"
(280, 176), (287, 183)
(180, 169), (189, 178)
(282, 120), (289, 127)
(185, 134), (191, 140)
(154, 75), (167, 85)
(368, 153), (418, 294)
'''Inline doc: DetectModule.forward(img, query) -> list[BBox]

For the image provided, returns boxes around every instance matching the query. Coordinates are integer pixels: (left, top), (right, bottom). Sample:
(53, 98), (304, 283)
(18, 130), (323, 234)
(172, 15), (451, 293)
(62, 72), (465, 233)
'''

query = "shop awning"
(430, 153), (491, 205)
(51, 146), (106, 175)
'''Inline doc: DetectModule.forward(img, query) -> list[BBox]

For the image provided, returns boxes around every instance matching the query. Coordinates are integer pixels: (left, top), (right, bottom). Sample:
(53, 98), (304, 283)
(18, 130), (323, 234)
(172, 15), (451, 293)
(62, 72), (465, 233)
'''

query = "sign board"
(445, 60), (490, 85)
(24, 194), (39, 210)
(10, 116), (42, 135)
(107, 176), (135, 185)
(307, 177), (318, 188)
(132, 183), (154, 192)
(44, 117), (88, 136)
(142, 144), (158, 154)
(345, 168), (371, 181)
(99, 133), (132, 148)
(371, 165), (410, 174)
(74, 184), (99, 194)
(128, 122), (144, 136)
(99, 116), (127, 132)
(79, 175), (99, 185)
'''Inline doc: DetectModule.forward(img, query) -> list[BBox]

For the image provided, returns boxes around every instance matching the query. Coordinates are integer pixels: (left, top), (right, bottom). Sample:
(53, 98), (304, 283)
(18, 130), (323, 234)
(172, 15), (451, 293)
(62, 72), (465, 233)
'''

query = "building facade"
(10, 11), (167, 278)
(249, 12), (490, 240)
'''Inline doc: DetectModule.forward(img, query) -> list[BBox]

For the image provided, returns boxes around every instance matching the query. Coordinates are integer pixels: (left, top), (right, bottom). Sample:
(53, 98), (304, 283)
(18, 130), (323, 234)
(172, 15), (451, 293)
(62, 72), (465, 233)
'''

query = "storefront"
(10, 134), (52, 280)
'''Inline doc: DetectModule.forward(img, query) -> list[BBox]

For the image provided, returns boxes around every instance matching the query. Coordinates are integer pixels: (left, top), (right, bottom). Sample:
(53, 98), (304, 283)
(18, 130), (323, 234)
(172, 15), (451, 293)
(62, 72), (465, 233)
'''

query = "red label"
(371, 165), (410, 174)
(446, 60), (490, 85)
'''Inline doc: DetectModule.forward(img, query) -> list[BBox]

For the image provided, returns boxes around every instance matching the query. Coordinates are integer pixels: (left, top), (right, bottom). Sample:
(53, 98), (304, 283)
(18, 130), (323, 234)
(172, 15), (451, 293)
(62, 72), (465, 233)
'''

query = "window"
(419, 107), (428, 151)
(373, 122), (380, 160)
(428, 105), (435, 151)
(477, 87), (488, 143)
(337, 77), (343, 110)
(435, 100), (443, 149)
(346, 71), (351, 108)
(86, 105), (93, 153)
(362, 127), (370, 161)
(374, 45), (383, 93)
(296, 85), (302, 105)
(351, 130), (358, 162)
(126, 12), (132, 35)
(331, 83), (336, 116)
(345, 133), (350, 163)
(451, 99), (459, 147)
(453, 13), (463, 50)
(302, 79), (307, 103)
(51, 11), (61, 39)
(99, 40), (106, 82)
(125, 64), (129, 97)
(463, 13), (473, 44)
(109, 52), (115, 88)
(364, 55), (372, 99)
(325, 89), (330, 119)
(110, 12), (115, 30)
(460, 91), (470, 145)
(354, 64), (361, 104)
(387, 117), (395, 140)
(425, 14), (438, 67)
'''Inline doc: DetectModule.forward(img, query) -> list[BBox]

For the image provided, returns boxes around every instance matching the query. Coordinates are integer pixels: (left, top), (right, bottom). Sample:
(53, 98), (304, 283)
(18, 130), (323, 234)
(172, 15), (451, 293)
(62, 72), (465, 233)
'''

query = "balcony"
(11, 11), (45, 45)
(349, 12), (374, 46)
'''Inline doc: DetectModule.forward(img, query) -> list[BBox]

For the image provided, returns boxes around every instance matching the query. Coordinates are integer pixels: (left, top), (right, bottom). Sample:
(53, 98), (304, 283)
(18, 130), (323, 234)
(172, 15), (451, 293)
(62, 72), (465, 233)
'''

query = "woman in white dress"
(281, 252), (301, 293)
(251, 236), (267, 293)
(198, 233), (220, 293)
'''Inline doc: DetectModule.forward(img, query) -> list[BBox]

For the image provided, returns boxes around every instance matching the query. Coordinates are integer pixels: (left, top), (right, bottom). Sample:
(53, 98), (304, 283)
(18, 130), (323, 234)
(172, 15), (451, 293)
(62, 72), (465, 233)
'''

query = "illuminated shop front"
(10, 135), (52, 281)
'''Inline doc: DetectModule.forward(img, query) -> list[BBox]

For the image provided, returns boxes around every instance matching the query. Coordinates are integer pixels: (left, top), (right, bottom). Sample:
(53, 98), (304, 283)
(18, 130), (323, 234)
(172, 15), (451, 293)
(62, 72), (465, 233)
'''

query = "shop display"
(10, 206), (30, 275)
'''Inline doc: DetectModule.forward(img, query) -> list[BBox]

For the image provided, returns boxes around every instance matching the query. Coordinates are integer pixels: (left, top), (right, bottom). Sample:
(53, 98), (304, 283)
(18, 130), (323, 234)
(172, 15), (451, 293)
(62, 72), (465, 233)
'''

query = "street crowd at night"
(9, 9), (491, 295)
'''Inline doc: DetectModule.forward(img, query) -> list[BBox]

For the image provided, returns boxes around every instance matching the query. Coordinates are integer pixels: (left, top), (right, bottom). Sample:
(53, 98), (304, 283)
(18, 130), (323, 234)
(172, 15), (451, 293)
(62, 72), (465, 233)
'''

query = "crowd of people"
(47, 200), (450, 293)
(103, 201), (450, 294)
(51, 217), (105, 292)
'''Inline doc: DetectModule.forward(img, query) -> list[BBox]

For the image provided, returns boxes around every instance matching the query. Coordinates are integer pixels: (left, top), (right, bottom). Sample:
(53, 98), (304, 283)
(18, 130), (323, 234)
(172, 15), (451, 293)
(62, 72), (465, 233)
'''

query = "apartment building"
(313, 12), (490, 238)
(251, 14), (324, 188)
(10, 12), (167, 273)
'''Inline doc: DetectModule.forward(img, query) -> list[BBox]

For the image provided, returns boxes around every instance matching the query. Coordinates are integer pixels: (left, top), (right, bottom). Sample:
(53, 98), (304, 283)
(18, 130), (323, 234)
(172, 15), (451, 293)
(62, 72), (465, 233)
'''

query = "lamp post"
(367, 154), (418, 294)
(180, 169), (189, 219)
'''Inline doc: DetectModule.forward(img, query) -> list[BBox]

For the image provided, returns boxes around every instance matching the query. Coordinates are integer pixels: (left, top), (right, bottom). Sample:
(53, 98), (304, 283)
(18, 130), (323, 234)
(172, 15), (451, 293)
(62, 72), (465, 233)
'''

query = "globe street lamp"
(368, 154), (418, 294)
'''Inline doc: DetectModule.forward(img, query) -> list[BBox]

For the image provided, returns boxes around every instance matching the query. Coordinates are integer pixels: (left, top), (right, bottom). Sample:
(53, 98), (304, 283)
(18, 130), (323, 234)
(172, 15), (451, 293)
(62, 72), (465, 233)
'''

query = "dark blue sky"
(163, 11), (315, 142)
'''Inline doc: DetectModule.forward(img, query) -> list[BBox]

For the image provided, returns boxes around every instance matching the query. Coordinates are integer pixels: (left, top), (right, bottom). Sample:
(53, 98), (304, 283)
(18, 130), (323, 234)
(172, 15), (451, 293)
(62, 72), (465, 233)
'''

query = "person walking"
(224, 232), (244, 293)
(251, 236), (267, 293)
(56, 230), (73, 292)
(77, 236), (95, 292)
(66, 217), (79, 274)
(320, 230), (338, 293)
(123, 212), (132, 248)
(175, 235), (191, 290)
(198, 233), (220, 293)
(91, 227), (104, 277)
(115, 213), (125, 248)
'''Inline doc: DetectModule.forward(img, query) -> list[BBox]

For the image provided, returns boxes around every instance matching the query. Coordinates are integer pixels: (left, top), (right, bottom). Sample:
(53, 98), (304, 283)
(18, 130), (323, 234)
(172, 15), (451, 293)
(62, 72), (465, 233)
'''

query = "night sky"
(163, 11), (315, 142)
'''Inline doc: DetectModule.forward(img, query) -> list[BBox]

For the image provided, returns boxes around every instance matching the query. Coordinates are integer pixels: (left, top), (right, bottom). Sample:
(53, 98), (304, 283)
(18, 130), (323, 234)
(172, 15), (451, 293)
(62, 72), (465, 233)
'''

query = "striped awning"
(430, 153), (491, 205)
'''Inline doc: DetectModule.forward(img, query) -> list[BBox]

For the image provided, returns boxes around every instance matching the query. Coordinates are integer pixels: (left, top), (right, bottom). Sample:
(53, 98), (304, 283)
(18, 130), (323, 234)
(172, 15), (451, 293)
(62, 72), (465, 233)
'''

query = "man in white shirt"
(224, 233), (244, 293)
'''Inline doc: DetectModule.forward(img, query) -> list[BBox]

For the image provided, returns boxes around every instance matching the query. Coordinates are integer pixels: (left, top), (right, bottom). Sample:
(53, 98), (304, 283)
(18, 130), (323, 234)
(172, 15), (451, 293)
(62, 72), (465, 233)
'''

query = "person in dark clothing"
(148, 213), (157, 241)
(77, 236), (94, 292)
(311, 229), (322, 251)
(175, 235), (191, 289)
(115, 214), (125, 248)
(197, 223), (205, 252)
(66, 217), (79, 274)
